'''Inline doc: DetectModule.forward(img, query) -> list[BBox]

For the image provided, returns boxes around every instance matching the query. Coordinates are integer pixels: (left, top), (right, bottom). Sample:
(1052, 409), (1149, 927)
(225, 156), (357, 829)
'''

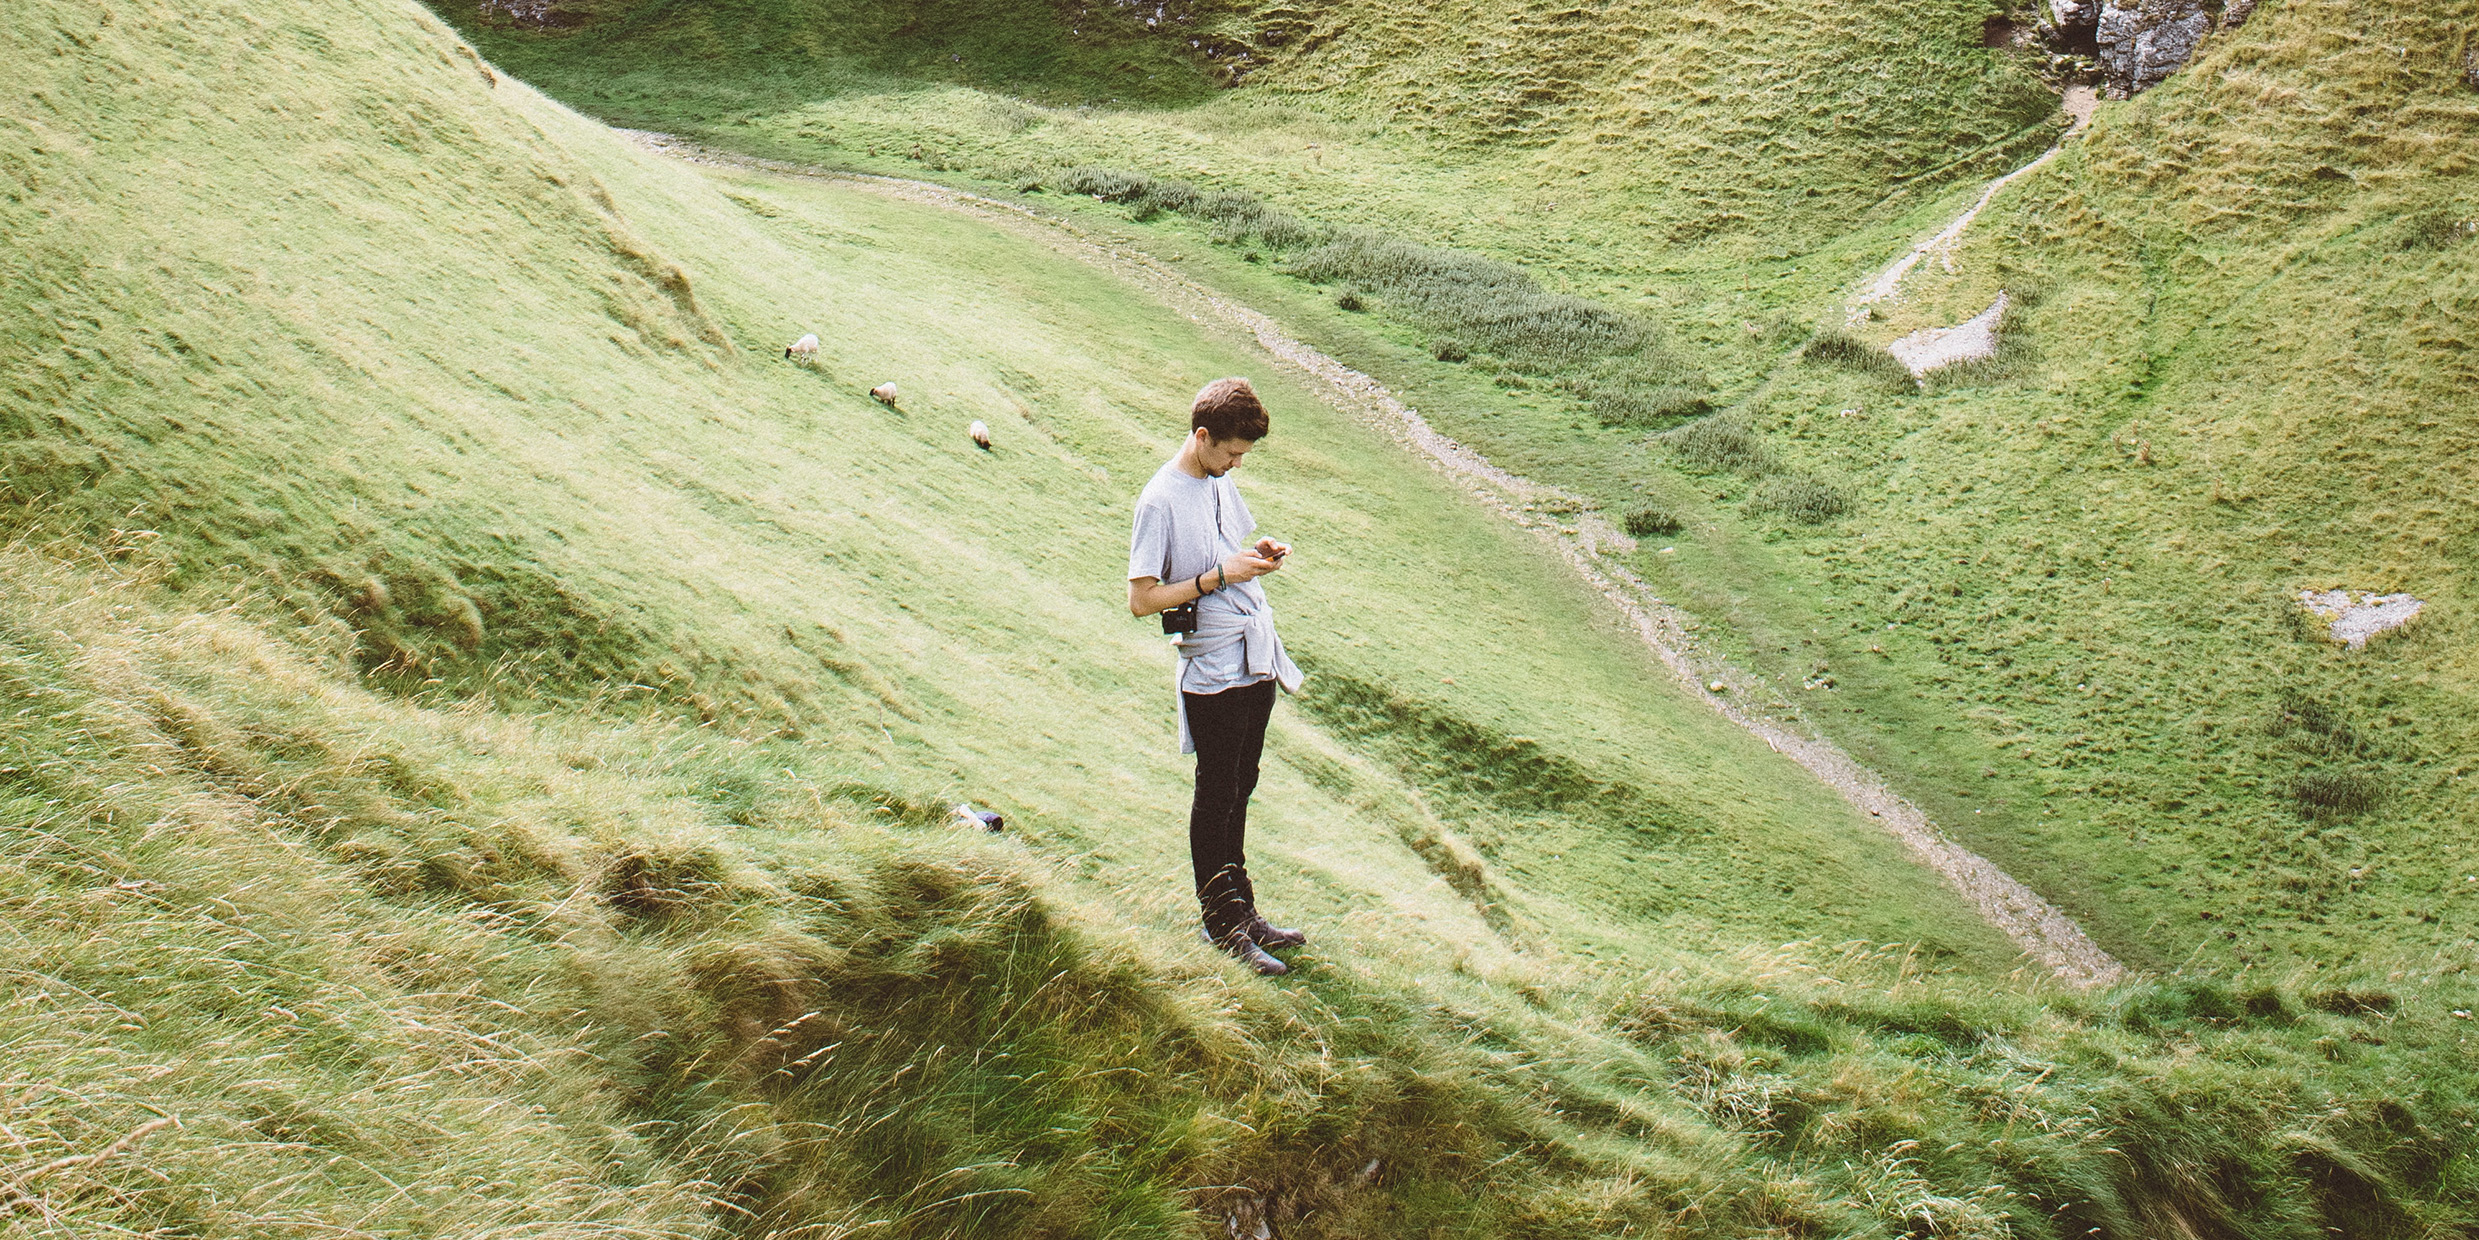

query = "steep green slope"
(10, 0), (2479, 1235)
(440, 0), (2479, 971)
(3, 0), (2010, 968)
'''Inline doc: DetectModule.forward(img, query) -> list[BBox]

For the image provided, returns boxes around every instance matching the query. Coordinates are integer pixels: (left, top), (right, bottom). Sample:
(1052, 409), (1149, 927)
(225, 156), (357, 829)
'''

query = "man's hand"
(1127, 540), (1294, 616)
(1222, 538), (1290, 585)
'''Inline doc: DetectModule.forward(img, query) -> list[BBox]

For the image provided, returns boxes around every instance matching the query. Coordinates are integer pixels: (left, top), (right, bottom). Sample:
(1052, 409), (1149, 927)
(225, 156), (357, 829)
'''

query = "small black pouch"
(1161, 601), (1199, 634)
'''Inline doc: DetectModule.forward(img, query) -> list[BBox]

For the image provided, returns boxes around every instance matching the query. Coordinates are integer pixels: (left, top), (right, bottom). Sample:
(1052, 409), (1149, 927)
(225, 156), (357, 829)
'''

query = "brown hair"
(1190, 377), (1270, 442)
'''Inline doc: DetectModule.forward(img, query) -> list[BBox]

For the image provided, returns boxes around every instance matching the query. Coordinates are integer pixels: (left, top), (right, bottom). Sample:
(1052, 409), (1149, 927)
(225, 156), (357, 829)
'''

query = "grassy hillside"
(14, 546), (2477, 1237)
(437, 0), (2479, 972)
(9, 0), (2479, 1234)
(434, 0), (2058, 293)
(4, 0), (2014, 969)
(1616, 0), (2479, 970)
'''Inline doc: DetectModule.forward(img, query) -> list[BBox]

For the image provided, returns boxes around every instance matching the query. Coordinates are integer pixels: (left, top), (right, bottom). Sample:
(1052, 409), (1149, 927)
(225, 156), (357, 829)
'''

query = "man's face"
(1196, 432), (1257, 477)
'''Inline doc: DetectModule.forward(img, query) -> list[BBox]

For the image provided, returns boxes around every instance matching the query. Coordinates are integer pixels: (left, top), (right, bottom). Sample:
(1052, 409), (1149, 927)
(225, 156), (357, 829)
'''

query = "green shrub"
(1138, 178), (1200, 215)
(1802, 330), (1914, 389)
(2306, 988), (2398, 1017)
(1286, 227), (1644, 368)
(1662, 415), (1770, 474)
(2292, 769), (2383, 821)
(1252, 210), (1314, 250)
(1430, 337), (1468, 362)
(1919, 351), (2028, 393)
(1059, 164), (1152, 202)
(2269, 691), (2363, 755)
(1197, 190), (1265, 223)
(1592, 382), (1710, 427)
(1335, 289), (1368, 311)
(1622, 507), (1681, 537)
(2117, 979), (2245, 1033)
(1749, 474), (1850, 524)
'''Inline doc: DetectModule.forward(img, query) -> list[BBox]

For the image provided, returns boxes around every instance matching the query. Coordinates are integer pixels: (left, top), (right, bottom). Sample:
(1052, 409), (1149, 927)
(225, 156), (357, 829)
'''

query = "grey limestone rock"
(2049, 0), (2100, 36)
(2094, 0), (2214, 97)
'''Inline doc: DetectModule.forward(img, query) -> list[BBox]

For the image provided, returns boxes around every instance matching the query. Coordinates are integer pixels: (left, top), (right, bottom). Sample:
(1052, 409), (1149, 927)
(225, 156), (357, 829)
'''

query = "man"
(1126, 377), (1306, 976)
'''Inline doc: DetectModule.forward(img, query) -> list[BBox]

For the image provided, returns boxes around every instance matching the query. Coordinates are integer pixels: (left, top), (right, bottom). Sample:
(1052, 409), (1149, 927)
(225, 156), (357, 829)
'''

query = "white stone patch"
(2298, 589), (2424, 648)
(1887, 292), (2008, 377)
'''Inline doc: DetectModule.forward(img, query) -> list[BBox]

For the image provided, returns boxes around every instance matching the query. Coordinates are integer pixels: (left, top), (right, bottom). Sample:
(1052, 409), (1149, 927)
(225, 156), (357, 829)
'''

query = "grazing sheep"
(870, 382), (898, 408)
(784, 332), (818, 362)
(951, 804), (1004, 832)
(968, 419), (991, 450)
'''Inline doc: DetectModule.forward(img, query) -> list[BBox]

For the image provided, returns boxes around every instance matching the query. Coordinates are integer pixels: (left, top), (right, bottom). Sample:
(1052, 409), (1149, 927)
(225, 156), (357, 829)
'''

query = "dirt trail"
(1848, 87), (2097, 325)
(624, 131), (2128, 988)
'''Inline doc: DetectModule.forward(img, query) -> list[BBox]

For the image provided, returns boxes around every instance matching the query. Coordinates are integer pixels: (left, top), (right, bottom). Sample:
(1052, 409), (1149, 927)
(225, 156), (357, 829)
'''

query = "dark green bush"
(2306, 989), (2398, 1017)
(2269, 691), (2362, 755)
(1662, 416), (1769, 474)
(2292, 769), (2383, 821)
(1138, 178), (1200, 215)
(1803, 330), (1914, 389)
(1622, 507), (1681, 537)
(1431, 338), (1468, 362)
(1197, 190), (1264, 223)
(2118, 980), (2245, 1033)
(1749, 475), (1850, 524)
(1336, 289), (1367, 312)
(1287, 227), (1644, 369)
(1251, 211), (1314, 250)
(1059, 165), (1152, 202)
(1592, 382), (1710, 427)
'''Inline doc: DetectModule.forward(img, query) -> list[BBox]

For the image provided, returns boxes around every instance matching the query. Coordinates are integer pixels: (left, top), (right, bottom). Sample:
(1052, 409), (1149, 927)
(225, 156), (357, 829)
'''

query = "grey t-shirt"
(1127, 459), (1273, 694)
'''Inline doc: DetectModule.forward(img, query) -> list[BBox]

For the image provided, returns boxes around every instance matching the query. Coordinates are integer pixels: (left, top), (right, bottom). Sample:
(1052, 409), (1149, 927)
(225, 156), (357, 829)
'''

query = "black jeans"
(1184, 677), (1277, 939)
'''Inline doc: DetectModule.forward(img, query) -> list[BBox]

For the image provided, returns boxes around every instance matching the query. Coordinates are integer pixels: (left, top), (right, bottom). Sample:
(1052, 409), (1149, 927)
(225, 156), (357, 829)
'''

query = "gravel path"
(624, 131), (2128, 987)
(1849, 89), (2095, 324)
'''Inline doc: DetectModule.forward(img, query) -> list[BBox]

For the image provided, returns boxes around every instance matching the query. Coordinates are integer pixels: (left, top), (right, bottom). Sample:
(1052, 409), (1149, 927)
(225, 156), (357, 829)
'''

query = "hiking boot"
(1245, 914), (1306, 950)
(1200, 924), (1289, 975)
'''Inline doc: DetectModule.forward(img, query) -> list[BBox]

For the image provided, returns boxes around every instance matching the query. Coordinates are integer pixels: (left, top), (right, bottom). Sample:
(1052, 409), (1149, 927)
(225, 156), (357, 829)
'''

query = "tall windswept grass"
(7, 542), (2476, 1237)
(0, 546), (1550, 1237)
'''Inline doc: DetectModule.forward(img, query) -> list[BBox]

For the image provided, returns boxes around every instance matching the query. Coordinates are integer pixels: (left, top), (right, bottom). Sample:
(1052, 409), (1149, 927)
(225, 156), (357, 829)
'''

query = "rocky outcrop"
(2046, 0), (2256, 98)
(2095, 0), (2213, 97)
(2047, 0), (2101, 47)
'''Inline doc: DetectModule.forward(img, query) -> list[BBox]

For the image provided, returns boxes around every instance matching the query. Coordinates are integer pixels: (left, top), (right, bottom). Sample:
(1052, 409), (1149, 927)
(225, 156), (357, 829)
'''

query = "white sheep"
(784, 332), (818, 363)
(870, 382), (898, 408)
(951, 803), (1003, 832)
(968, 420), (991, 450)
